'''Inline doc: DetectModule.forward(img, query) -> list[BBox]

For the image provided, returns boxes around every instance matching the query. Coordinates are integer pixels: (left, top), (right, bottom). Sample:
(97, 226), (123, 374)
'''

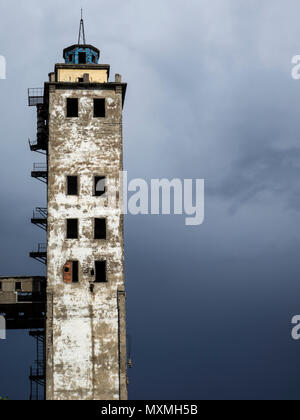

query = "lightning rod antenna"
(78, 8), (86, 44)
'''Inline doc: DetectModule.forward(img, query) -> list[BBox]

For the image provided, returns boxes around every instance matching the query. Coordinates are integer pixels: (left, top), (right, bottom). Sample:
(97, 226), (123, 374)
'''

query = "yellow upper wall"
(57, 68), (108, 83)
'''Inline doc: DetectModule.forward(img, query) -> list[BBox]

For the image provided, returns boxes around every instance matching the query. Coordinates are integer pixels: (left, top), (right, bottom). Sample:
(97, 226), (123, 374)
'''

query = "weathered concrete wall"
(46, 84), (127, 400)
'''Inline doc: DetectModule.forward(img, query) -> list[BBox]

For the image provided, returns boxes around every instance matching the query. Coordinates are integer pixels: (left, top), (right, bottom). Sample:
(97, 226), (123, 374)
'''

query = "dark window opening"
(63, 261), (79, 283)
(67, 219), (78, 239)
(67, 176), (78, 196)
(15, 282), (22, 291)
(69, 55), (74, 63)
(79, 52), (86, 64)
(67, 98), (78, 118)
(94, 219), (107, 240)
(78, 77), (84, 83)
(92, 56), (96, 63)
(0, 282), (2, 290)
(94, 99), (106, 118)
(72, 261), (79, 283)
(95, 176), (106, 197)
(95, 261), (107, 283)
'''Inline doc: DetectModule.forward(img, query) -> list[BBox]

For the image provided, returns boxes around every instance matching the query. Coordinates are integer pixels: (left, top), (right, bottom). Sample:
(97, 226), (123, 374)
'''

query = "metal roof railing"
(28, 88), (44, 107)
(31, 244), (47, 254)
(33, 163), (47, 171)
(32, 208), (47, 220)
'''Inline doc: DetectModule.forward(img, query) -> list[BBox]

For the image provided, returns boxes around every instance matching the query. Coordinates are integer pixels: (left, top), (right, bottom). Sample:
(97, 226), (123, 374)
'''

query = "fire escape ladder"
(31, 163), (48, 184)
(29, 243), (47, 265)
(31, 208), (48, 232)
(29, 330), (45, 401)
(28, 89), (48, 153)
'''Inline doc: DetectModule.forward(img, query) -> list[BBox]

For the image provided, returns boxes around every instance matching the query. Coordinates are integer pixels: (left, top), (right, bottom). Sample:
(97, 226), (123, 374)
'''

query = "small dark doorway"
(72, 261), (79, 283)
(79, 52), (86, 64)
(15, 282), (22, 291)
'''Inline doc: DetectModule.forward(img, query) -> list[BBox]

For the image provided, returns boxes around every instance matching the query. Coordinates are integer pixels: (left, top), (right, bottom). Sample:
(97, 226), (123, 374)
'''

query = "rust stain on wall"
(63, 262), (72, 284)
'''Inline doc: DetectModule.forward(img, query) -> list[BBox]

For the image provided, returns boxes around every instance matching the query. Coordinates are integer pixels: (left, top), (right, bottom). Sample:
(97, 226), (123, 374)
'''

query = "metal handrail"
(28, 88), (44, 107)
(34, 207), (47, 218)
(28, 88), (44, 98)
(29, 138), (37, 147)
(31, 244), (47, 254)
(33, 163), (47, 171)
(32, 209), (47, 220)
(38, 244), (47, 253)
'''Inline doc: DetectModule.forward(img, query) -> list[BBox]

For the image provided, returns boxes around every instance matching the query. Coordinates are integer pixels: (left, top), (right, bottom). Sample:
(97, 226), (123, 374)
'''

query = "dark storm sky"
(1, 0), (300, 400)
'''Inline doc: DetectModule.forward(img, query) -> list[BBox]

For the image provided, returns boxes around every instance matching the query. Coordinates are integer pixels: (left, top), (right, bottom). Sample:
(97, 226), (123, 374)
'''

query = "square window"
(67, 176), (78, 196)
(67, 98), (78, 118)
(94, 99), (106, 118)
(15, 282), (22, 291)
(94, 219), (107, 240)
(94, 176), (106, 197)
(67, 219), (78, 239)
(95, 261), (107, 283)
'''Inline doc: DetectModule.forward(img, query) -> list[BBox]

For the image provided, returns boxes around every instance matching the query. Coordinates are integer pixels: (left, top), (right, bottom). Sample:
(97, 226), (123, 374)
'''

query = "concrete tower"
(42, 27), (127, 400)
